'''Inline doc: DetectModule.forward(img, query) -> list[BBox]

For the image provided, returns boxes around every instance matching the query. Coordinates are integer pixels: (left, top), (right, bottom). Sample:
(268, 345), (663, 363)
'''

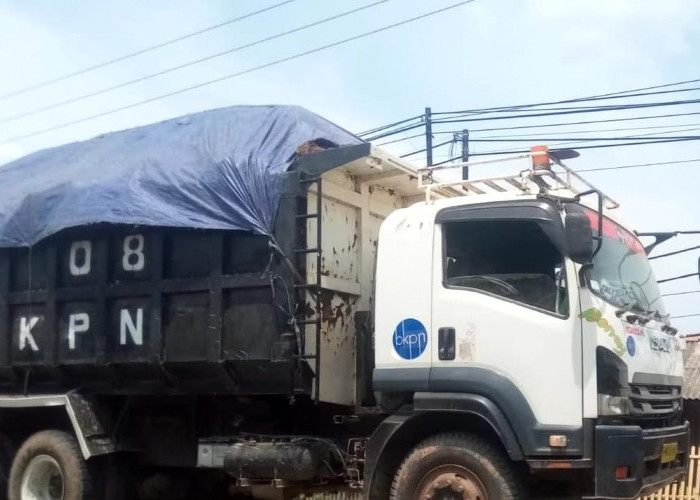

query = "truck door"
(430, 201), (584, 456)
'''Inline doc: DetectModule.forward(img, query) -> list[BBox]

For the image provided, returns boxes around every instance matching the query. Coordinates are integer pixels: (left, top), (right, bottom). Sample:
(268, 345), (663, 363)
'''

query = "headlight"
(598, 394), (631, 416)
(597, 347), (631, 417)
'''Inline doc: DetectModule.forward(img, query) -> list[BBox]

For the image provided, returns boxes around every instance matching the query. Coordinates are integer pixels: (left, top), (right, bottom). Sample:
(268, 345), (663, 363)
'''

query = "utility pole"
(461, 129), (469, 180)
(425, 107), (433, 166)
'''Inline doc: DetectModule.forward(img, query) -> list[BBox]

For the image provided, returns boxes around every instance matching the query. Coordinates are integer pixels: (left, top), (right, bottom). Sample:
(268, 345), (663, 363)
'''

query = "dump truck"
(0, 106), (689, 499)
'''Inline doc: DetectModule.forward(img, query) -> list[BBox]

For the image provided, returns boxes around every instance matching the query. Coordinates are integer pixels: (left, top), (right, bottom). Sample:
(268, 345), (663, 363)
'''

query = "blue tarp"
(0, 105), (363, 247)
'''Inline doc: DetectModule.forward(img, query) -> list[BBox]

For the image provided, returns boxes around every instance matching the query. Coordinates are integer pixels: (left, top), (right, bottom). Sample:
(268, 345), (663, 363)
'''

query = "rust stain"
(458, 322), (477, 361)
(320, 290), (338, 324)
(458, 340), (474, 361)
(319, 290), (354, 329)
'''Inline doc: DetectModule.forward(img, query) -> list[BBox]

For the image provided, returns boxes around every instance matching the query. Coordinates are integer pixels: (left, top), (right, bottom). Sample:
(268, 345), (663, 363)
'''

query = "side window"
(443, 219), (568, 315)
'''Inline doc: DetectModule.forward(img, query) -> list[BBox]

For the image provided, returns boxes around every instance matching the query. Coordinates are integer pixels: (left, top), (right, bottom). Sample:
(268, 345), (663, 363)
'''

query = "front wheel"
(390, 433), (526, 500)
(8, 430), (95, 500)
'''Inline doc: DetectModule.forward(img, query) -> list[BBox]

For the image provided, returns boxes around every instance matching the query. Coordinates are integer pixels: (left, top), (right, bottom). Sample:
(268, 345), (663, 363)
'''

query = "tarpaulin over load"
(0, 105), (363, 247)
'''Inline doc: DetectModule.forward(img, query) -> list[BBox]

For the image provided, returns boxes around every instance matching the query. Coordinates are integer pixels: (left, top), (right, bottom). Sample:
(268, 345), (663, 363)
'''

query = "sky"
(1, 0), (699, 333)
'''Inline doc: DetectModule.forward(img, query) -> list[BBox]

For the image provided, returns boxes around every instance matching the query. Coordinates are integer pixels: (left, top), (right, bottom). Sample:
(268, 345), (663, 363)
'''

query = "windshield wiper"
(651, 309), (668, 320)
(628, 307), (677, 334)
(615, 302), (656, 325)
(614, 300), (649, 318)
(615, 302), (636, 317)
(662, 323), (678, 336)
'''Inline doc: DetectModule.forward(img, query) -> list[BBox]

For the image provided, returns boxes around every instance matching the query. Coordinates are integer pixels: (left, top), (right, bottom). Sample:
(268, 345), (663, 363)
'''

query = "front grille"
(629, 383), (682, 418)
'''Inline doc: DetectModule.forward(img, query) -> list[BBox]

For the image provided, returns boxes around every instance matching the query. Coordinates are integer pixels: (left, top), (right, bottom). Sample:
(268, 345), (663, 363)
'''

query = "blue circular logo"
(392, 318), (428, 360)
(626, 336), (636, 357)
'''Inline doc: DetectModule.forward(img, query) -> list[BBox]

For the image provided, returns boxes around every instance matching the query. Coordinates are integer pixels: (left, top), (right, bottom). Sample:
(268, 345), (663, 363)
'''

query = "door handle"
(438, 327), (455, 360)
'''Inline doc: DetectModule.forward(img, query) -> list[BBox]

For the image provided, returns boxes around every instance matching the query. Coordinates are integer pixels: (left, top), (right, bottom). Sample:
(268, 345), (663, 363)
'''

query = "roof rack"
(416, 147), (619, 210)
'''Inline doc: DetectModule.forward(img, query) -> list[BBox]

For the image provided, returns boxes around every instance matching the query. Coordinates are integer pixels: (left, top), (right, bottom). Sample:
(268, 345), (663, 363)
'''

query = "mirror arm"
(574, 189), (604, 261)
(578, 262), (593, 289)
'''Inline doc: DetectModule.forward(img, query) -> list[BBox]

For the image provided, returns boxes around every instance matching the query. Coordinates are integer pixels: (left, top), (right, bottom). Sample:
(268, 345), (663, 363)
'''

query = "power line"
(478, 123), (700, 140)
(671, 314), (700, 319)
(0, 0), (389, 125)
(432, 84), (700, 119)
(466, 135), (700, 143)
(663, 290), (700, 297)
(366, 105), (700, 143)
(576, 158), (700, 173)
(362, 121), (425, 141)
(580, 77), (700, 99)
(636, 231), (700, 236)
(470, 125), (700, 154)
(429, 136), (700, 164)
(400, 138), (455, 158)
(3, 0), (476, 144)
(468, 110), (700, 133)
(376, 132), (425, 146)
(658, 273), (700, 284)
(454, 125), (700, 153)
(374, 121), (700, 147)
(0, 0), (299, 102)
(358, 115), (424, 138)
(649, 245), (700, 260)
(429, 98), (700, 126)
(361, 77), (700, 142)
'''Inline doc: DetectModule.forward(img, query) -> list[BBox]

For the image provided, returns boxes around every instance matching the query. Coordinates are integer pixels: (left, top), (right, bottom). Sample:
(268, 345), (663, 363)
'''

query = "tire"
(8, 430), (95, 500)
(390, 433), (527, 500)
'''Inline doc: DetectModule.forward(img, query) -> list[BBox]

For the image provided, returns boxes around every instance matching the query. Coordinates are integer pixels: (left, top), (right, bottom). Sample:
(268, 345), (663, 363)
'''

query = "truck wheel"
(8, 430), (95, 500)
(390, 433), (526, 500)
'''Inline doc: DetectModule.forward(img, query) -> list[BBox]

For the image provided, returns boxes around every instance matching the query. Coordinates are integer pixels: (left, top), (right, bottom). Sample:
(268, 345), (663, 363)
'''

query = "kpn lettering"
(392, 318), (428, 360)
(19, 317), (40, 352)
(15, 308), (145, 353)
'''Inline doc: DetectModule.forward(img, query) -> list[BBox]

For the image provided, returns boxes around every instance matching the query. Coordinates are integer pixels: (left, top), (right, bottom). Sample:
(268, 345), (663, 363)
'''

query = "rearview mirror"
(565, 213), (594, 264)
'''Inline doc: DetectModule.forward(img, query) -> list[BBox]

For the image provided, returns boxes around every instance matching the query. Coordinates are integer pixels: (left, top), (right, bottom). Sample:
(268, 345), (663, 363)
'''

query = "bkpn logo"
(393, 318), (428, 360)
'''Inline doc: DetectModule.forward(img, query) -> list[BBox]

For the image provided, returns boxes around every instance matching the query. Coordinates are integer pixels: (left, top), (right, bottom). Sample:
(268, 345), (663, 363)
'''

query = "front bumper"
(594, 421), (690, 499)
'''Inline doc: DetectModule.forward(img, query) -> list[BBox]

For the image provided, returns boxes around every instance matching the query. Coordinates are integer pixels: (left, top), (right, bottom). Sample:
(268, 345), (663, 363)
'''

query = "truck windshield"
(583, 209), (666, 316)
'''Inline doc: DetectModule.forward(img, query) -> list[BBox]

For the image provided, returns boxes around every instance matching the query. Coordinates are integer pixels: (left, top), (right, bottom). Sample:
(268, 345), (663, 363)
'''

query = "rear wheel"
(390, 433), (526, 500)
(8, 430), (95, 500)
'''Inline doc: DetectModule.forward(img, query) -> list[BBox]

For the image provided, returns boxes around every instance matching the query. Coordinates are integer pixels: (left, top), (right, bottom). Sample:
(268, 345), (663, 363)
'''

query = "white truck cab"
(368, 147), (689, 499)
